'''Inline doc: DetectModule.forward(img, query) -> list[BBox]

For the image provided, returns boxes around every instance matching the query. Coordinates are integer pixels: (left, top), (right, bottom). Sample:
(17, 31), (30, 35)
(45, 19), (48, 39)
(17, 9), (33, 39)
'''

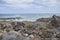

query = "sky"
(0, 0), (60, 14)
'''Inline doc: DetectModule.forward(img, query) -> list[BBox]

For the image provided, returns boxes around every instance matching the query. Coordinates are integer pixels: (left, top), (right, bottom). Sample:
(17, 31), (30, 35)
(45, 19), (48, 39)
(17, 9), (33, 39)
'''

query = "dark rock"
(13, 25), (23, 31)
(17, 22), (25, 27)
(50, 15), (59, 27)
(36, 18), (51, 22)
(0, 23), (6, 30)
(0, 35), (2, 40)
(40, 30), (54, 38)
(47, 15), (60, 29)
(12, 22), (25, 31)
(55, 34), (60, 38)
(11, 22), (16, 25)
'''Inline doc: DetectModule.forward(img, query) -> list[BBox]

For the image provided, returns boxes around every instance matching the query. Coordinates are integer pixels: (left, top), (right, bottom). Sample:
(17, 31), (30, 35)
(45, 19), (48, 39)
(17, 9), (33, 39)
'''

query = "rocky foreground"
(0, 15), (60, 40)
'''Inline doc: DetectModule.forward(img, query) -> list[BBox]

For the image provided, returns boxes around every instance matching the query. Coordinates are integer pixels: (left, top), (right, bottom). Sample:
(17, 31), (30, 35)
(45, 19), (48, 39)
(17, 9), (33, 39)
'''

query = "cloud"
(34, 0), (60, 7)
(0, 0), (59, 8)
(0, 0), (6, 4)
(0, 0), (60, 13)
(3, 0), (34, 8)
(4, 0), (33, 3)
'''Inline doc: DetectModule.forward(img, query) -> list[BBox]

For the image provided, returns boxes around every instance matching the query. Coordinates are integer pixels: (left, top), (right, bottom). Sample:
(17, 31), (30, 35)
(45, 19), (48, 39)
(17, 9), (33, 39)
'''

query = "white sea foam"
(0, 14), (54, 22)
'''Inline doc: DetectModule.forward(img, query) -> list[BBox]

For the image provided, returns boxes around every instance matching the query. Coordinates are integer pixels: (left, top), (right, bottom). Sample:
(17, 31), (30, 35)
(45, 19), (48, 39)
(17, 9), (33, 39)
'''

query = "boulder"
(2, 31), (30, 40)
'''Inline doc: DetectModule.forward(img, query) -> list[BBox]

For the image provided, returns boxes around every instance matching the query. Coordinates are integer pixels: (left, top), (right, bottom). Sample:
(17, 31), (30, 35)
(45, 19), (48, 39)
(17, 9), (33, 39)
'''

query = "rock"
(55, 33), (60, 38)
(0, 29), (4, 33)
(49, 15), (60, 28)
(0, 35), (2, 40)
(36, 18), (51, 22)
(17, 22), (25, 27)
(40, 30), (53, 38)
(11, 22), (17, 26)
(12, 22), (25, 31)
(2, 31), (17, 40)
(23, 33), (28, 37)
(13, 25), (24, 31)
(0, 23), (6, 30)
(2, 30), (30, 40)
(29, 34), (34, 38)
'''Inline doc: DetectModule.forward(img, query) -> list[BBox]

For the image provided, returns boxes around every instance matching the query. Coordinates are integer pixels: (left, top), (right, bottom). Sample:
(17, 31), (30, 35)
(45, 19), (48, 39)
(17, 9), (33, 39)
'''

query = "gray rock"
(2, 31), (30, 40)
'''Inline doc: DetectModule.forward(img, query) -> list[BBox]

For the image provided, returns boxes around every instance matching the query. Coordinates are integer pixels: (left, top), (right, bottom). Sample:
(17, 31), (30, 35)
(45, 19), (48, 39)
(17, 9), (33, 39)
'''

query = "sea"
(0, 13), (60, 22)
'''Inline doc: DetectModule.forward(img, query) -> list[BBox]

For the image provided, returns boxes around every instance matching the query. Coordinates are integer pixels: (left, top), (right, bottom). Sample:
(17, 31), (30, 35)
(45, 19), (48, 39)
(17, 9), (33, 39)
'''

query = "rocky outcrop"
(36, 18), (51, 22)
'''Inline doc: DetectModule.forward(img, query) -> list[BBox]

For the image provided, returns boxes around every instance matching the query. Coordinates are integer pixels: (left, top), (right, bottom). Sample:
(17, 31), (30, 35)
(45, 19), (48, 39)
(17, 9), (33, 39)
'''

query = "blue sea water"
(0, 13), (60, 21)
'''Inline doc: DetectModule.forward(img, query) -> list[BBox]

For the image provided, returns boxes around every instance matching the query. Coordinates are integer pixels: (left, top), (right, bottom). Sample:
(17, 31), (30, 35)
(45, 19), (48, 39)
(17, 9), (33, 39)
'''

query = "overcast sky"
(0, 0), (60, 14)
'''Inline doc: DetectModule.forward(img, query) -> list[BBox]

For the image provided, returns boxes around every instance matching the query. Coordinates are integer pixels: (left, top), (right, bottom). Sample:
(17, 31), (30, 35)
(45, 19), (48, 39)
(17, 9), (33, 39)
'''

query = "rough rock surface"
(0, 15), (60, 40)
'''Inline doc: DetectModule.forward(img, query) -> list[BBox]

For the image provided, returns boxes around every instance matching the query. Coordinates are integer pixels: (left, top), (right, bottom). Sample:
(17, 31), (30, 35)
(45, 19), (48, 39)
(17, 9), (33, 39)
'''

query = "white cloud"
(3, 0), (60, 8)
(5, 0), (33, 3)
(3, 0), (34, 8)
(35, 0), (60, 7)
(47, 0), (60, 6)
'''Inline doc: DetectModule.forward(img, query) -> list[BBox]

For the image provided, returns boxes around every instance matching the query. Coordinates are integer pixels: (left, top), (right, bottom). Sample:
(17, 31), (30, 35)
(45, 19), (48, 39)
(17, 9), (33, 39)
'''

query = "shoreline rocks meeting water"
(0, 15), (60, 40)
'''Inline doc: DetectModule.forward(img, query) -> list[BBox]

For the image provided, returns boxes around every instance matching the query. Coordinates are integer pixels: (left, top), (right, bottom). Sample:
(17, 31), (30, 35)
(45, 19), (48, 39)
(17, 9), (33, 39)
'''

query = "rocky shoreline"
(0, 15), (60, 40)
(0, 17), (22, 21)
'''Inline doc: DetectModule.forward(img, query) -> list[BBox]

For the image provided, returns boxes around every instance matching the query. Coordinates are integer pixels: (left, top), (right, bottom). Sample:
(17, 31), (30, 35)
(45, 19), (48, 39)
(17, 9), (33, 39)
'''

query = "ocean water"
(0, 13), (60, 21)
